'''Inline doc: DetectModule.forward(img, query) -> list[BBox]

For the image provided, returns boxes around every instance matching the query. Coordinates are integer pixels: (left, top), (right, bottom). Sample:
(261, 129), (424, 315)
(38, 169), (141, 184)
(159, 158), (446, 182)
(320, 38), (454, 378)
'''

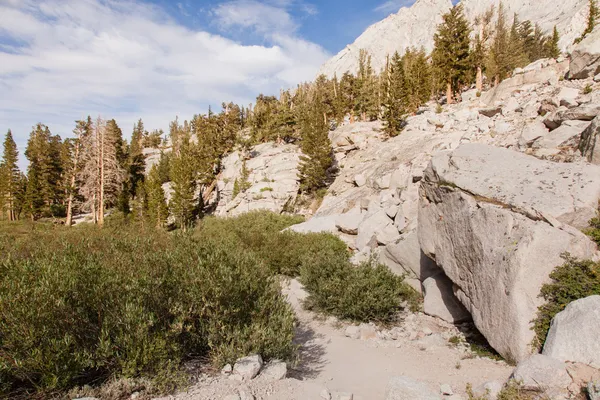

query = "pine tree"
(432, 4), (472, 103)
(403, 48), (432, 113)
(169, 138), (197, 231)
(509, 14), (528, 68)
(146, 164), (168, 228)
(298, 89), (333, 193)
(546, 26), (561, 59)
(355, 49), (378, 120)
(1, 130), (21, 221)
(487, 3), (512, 85)
(576, 0), (599, 43)
(24, 166), (44, 221)
(383, 52), (407, 137)
(129, 119), (146, 199)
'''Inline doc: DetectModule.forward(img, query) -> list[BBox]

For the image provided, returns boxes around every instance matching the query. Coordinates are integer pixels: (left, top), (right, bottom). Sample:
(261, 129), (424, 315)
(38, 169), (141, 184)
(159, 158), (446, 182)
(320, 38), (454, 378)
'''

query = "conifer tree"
(576, 0), (599, 43)
(1, 130), (20, 221)
(129, 119), (146, 199)
(355, 49), (378, 120)
(169, 138), (197, 231)
(487, 3), (512, 85)
(432, 4), (472, 103)
(24, 166), (44, 220)
(403, 48), (432, 113)
(546, 26), (561, 59)
(298, 89), (333, 193)
(509, 14), (528, 68)
(146, 164), (168, 228)
(383, 51), (407, 137)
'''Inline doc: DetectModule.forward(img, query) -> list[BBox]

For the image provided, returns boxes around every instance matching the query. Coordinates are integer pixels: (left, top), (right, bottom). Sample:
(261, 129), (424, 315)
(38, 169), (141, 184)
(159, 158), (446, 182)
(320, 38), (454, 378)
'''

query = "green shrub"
(584, 84), (593, 95)
(0, 223), (295, 396)
(533, 255), (600, 349)
(300, 253), (419, 323)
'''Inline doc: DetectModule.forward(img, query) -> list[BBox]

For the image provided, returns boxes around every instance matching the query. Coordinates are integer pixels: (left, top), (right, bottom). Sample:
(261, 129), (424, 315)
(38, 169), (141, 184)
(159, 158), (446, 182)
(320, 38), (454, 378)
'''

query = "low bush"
(301, 253), (419, 323)
(0, 224), (295, 396)
(533, 255), (600, 349)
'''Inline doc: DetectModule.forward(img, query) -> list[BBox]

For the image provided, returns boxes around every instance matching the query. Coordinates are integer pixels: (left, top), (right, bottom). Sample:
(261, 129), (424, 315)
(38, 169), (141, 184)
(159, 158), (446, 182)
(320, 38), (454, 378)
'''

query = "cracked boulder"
(418, 144), (600, 362)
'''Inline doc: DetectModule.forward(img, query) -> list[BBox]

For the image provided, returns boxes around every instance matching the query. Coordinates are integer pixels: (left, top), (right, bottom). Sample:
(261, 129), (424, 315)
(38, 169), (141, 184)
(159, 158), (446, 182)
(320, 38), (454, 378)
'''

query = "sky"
(0, 0), (420, 168)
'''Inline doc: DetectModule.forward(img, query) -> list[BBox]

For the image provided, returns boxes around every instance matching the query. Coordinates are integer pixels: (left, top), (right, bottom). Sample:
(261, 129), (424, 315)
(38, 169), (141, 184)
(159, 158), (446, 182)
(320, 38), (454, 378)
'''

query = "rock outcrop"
(418, 144), (600, 362)
(542, 295), (600, 369)
(570, 26), (600, 79)
(511, 354), (573, 398)
(216, 143), (301, 216)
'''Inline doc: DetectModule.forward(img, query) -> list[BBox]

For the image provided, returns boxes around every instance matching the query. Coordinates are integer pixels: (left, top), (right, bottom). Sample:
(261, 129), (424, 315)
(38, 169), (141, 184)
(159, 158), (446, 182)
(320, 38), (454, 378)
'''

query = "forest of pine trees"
(0, 2), (573, 228)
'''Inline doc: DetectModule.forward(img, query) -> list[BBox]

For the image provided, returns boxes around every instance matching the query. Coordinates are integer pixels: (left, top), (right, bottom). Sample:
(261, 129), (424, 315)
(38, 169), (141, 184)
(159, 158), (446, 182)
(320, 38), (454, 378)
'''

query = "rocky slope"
(318, 0), (588, 78)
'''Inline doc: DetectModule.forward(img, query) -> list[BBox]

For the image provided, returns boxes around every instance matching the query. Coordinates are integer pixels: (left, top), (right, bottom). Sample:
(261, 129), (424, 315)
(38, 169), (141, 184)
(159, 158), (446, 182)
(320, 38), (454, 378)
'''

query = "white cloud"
(374, 0), (415, 14)
(212, 0), (299, 35)
(0, 0), (330, 168)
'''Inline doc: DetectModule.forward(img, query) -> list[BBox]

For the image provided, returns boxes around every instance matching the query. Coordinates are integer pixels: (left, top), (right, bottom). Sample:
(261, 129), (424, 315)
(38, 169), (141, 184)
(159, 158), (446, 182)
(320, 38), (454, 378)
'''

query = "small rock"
(440, 384), (453, 396)
(259, 360), (287, 381)
(354, 174), (367, 187)
(233, 354), (263, 380)
(221, 364), (233, 374)
(130, 393), (140, 399)
(472, 380), (503, 399)
(334, 393), (354, 400)
(345, 325), (361, 339)
(224, 395), (241, 400)
(595, 73), (600, 82)
(239, 391), (255, 400)
(359, 323), (378, 340)
(320, 388), (332, 400)
(422, 328), (433, 336)
(479, 107), (502, 118)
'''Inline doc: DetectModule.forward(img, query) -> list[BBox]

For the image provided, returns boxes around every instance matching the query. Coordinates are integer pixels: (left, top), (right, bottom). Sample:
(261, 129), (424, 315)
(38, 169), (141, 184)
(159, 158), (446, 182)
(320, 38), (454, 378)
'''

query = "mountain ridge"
(317, 0), (589, 78)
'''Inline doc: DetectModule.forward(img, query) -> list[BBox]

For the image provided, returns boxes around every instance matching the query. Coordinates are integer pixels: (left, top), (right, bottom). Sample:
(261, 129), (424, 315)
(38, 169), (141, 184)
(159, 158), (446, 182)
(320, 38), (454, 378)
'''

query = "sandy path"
(159, 280), (512, 400)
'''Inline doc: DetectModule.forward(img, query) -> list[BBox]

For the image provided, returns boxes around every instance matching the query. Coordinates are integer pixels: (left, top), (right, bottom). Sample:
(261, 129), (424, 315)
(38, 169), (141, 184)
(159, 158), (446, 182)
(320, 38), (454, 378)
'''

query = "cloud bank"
(0, 0), (329, 166)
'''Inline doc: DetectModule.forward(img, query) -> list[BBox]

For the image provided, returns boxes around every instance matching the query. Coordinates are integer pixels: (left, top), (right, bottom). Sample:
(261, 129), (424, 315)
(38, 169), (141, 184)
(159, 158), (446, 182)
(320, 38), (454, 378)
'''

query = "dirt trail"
(158, 280), (512, 400)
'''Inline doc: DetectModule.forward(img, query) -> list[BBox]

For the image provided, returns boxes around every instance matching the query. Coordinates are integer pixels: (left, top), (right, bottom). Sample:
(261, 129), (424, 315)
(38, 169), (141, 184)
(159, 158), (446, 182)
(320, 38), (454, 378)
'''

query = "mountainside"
(318, 0), (589, 78)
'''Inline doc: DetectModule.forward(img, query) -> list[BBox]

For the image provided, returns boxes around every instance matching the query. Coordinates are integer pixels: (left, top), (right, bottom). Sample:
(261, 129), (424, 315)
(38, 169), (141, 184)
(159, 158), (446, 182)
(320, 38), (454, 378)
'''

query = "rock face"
(419, 144), (599, 362)
(317, 0), (452, 78)
(216, 143), (301, 216)
(580, 115), (600, 164)
(542, 295), (600, 369)
(570, 26), (600, 79)
(422, 273), (471, 324)
(318, 0), (586, 78)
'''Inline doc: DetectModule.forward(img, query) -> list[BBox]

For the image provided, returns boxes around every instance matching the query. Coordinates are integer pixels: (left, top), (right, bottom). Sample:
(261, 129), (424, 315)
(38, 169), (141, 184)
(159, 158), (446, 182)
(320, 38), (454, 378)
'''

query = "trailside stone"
(345, 325), (361, 340)
(376, 224), (402, 245)
(422, 273), (471, 324)
(258, 360), (287, 381)
(569, 26), (600, 79)
(531, 120), (590, 158)
(440, 384), (453, 396)
(288, 215), (338, 234)
(335, 208), (364, 235)
(519, 120), (549, 147)
(385, 376), (442, 400)
(354, 174), (367, 187)
(382, 231), (440, 280)
(233, 355), (263, 380)
(479, 107), (502, 118)
(580, 115), (600, 164)
(588, 381), (600, 400)
(471, 380), (503, 400)
(419, 144), (599, 362)
(511, 354), (572, 396)
(542, 295), (600, 368)
(545, 103), (600, 130)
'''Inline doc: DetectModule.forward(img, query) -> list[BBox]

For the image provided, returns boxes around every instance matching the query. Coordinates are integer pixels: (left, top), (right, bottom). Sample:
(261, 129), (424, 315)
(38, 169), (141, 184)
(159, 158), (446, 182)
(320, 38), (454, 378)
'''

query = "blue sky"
(0, 0), (418, 168)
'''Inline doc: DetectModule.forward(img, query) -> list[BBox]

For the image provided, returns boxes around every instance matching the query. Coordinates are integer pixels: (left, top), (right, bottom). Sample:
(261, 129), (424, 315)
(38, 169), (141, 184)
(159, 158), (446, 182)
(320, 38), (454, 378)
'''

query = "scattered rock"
(356, 210), (393, 250)
(580, 115), (600, 164)
(320, 388), (332, 400)
(221, 364), (233, 375)
(335, 208), (364, 235)
(471, 380), (503, 400)
(385, 376), (442, 400)
(258, 360), (287, 381)
(345, 325), (361, 340)
(223, 395), (241, 400)
(359, 323), (378, 340)
(355, 174), (367, 187)
(334, 392), (354, 400)
(478, 107), (502, 118)
(542, 295), (600, 368)
(440, 383), (453, 396)
(288, 215), (338, 234)
(511, 354), (572, 397)
(233, 355), (263, 380)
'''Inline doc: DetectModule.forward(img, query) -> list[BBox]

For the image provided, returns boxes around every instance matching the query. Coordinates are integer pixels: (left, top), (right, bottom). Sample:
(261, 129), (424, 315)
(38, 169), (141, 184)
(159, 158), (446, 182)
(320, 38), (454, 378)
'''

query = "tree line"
(1, 1), (593, 228)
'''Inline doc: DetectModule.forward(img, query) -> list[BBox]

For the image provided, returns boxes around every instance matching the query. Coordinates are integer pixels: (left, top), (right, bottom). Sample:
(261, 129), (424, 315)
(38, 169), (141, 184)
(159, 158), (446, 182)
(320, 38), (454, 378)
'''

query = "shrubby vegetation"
(0, 212), (418, 397)
(532, 255), (600, 349)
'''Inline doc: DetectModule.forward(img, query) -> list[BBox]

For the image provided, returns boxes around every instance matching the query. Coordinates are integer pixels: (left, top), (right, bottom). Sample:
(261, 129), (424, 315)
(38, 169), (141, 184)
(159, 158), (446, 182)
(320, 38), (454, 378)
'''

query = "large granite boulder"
(542, 295), (600, 369)
(580, 115), (600, 164)
(570, 26), (600, 79)
(418, 144), (599, 362)
(511, 354), (572, 398)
